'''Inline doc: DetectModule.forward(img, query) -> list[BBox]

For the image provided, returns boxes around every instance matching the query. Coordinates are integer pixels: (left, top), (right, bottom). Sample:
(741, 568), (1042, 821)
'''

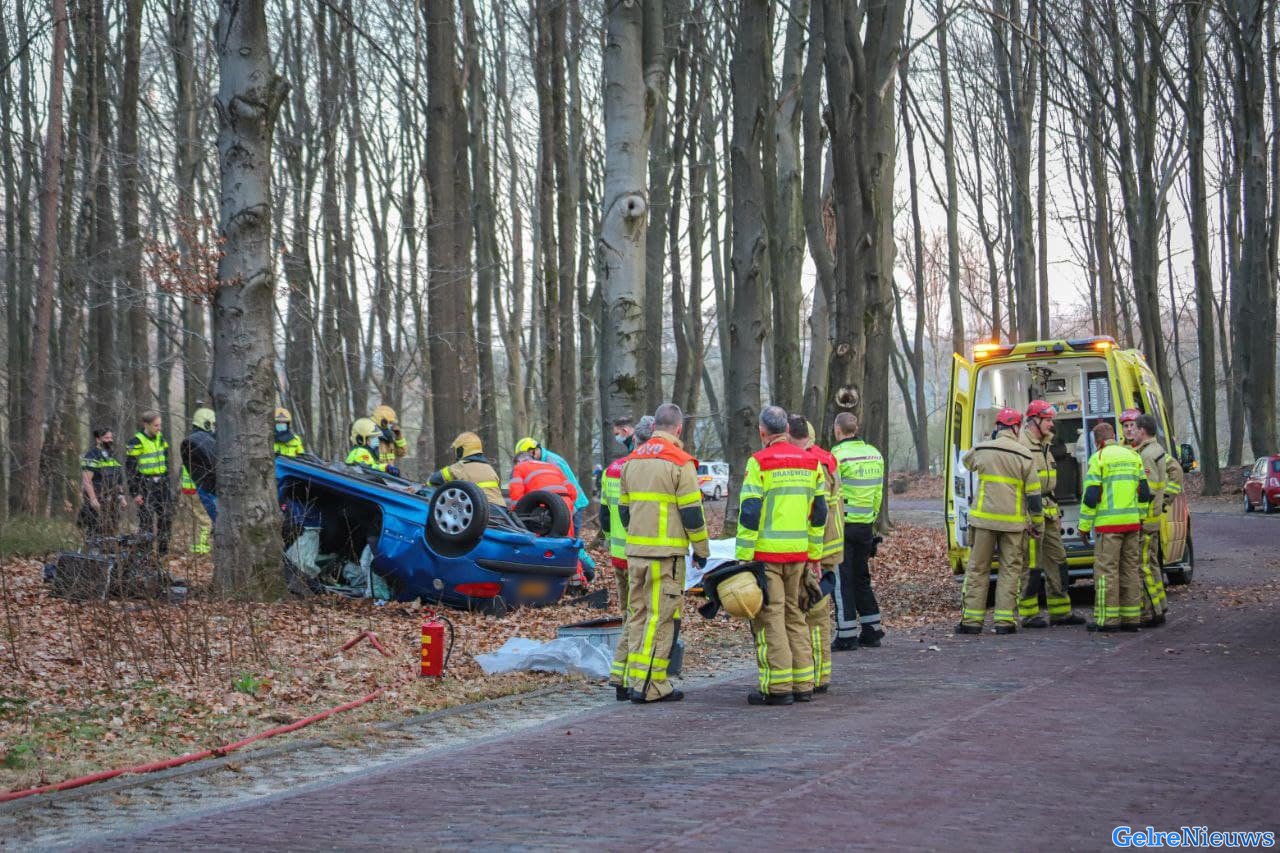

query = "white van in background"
(697, 461), (729, 501)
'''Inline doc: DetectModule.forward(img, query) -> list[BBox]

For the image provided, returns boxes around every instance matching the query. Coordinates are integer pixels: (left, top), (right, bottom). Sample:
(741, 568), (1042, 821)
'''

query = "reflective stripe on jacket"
(735, 438), (826, 563)
(961, 432), (1042, 532)
(1136, 437), (1180, 530)
(508, 459), (573, 512)
(1079, 443), (1149, 534)
(127, 432), (169, 476)
(809, 445), (845, 568)
(439, 457), (506, 505)
(1020, 430), (1058, 518)
(619, 431), (709, 558)
(599, 458), (627, 568)
(832, 438), (884, 525)
(377, 433), (407, 466)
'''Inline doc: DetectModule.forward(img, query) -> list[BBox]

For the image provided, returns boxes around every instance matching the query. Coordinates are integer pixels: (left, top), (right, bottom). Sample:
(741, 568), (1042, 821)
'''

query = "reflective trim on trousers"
(858, 614), (880, 626)
(832, 561), (859, 639)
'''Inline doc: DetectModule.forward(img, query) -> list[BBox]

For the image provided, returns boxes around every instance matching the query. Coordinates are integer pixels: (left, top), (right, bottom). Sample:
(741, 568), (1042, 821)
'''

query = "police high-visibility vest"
(1080, 443), (1148, 534)
(832, 438), (884, 525)
(735, 439), (825, 563)
(128, 432), (169, 476)
(809, 445), (845, 567)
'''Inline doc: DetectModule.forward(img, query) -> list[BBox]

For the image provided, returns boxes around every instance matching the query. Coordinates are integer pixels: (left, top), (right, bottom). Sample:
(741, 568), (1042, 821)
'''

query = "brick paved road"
(81, 510), (1280, 850)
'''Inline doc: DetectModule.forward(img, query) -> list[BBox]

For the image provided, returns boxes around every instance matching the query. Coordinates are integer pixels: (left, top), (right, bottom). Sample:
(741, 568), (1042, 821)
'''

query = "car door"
(943, 353), (975, 572)
(1247, 459), (1265, 503)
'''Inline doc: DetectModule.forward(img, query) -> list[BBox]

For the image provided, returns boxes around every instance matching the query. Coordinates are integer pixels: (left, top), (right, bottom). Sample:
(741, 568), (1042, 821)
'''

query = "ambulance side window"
(1146, 391), (1169, 446)
(952, 402), (962, 449)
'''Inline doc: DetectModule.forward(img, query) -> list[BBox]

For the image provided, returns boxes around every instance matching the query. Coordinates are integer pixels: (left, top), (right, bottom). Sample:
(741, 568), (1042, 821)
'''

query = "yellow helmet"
(371, 405), (398, 427)
(274, 407), (292, 424)
(350, 417), (379, 445)
(514, 436), (539, 455)
(192, 408), (216, 432)
(452, 431), (483, 458)
(717, 571), (764, 620)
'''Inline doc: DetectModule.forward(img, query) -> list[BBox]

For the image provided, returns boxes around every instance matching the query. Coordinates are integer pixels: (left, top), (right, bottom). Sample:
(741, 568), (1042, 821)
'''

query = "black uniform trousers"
(137, 477), (174, 555)
(834, 522), (881, 641)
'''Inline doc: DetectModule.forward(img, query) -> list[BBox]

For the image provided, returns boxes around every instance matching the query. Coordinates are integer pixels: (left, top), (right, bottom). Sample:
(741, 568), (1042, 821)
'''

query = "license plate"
(518, 580), (550, 598)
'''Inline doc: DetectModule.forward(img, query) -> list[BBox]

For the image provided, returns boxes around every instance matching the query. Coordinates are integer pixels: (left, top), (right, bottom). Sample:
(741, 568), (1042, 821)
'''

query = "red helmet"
(1120, 408), (1141, 423)
(995, 407), (1023, 427)
(1026, 400), (1056, 420)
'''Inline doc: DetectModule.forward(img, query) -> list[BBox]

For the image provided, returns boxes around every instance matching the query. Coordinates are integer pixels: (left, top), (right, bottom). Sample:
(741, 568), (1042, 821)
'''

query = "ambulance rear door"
(944, 354), (975, 573)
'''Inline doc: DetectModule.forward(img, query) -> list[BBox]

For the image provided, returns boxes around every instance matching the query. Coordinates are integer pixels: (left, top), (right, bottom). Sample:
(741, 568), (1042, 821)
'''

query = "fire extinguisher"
(420, 611), (454, 677)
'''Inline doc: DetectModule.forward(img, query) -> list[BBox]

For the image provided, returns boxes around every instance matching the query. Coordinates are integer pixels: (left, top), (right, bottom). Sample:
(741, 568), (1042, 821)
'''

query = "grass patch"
(2, 739), (37, 769)
(0, 516), (79, 558)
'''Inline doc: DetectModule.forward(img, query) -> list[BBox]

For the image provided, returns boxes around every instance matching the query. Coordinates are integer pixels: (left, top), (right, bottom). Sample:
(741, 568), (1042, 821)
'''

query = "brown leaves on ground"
(0, 521), (954, 793)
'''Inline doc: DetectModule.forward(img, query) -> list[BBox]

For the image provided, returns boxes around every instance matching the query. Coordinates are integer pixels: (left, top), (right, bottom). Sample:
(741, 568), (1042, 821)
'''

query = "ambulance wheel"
(514, 490), (572, 538)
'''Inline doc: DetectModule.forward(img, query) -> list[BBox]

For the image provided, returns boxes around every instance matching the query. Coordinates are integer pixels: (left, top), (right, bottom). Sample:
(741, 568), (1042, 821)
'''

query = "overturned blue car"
(276, 455), (581, 612)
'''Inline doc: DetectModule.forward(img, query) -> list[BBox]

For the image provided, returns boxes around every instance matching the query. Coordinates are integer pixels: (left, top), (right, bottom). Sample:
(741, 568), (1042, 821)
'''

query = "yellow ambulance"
(944, 336), (1195, 586)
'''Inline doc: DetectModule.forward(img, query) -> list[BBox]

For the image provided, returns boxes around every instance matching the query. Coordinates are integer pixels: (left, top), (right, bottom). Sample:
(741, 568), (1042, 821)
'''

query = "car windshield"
(1272, 459), (1280, 474)
(697, 464), (708, 475)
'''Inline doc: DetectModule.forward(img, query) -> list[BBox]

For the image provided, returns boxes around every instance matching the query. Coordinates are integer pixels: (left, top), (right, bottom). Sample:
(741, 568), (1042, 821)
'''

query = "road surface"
(27, 505), (1280, 850)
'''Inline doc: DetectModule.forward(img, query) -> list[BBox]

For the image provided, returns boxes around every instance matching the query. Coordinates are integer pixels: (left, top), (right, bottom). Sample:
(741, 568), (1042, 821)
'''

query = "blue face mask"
(275, 423), (288, 435)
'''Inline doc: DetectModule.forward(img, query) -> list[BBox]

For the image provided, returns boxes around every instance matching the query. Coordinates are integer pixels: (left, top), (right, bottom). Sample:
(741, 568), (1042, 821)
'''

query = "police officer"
(127, 410), (175, 555)
(79, 427), (126, 536)
(831, 412), (885, 649)
(273, 408), (305, 457)
(956, 408), (1043, 635)
(1017, 401), (1085, 627)
(601, 415), (654, 699)
(1133, 414), (1180, 627)
(789, 417), (843, 693)
(736, 405), (826, 705)
(428, 432), (505, 505)
(1079, 421), (1151, 632)
(618, 404), (708, 703)
(371, 405), (408, 470)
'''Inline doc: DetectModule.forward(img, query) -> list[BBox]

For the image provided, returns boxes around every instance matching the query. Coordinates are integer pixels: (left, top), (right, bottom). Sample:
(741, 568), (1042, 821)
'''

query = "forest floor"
(0, 501), (954, 795)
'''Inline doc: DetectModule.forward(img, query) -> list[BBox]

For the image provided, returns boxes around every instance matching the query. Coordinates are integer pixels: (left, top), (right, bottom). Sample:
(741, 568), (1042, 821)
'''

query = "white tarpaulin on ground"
(474, 637), (614, 679)
(684, 538), (736, 590)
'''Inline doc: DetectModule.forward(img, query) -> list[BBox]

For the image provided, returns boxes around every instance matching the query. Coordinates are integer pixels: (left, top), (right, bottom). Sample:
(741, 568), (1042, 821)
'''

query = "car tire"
(1165, 537), (1194, 586)
(1245, 491), (1254, 513)
(427, 480), (489, 555)
(513, 490), (572, 538)
(713, 486), (722, 502)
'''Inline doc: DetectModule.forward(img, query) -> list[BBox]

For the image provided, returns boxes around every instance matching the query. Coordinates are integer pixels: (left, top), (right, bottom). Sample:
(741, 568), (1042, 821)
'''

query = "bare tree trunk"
(16, 0), (67, 515)
(425, 0), (480, 460)
(771, 0), (806, 412)
(899, 46), (929, 472)
(1081, 2), (1117, 339)
(640, 0), (669, 414)
(211, 0), (287, 597)
(934, 0), (964, 354)
(119, 0), (150, 409)
(598, 0), (660, 461)
(1185, 0), (1220, 493)
(725, 0), (772, 528)
(495, 1), (529, 441)
(801, 0), (834, 426)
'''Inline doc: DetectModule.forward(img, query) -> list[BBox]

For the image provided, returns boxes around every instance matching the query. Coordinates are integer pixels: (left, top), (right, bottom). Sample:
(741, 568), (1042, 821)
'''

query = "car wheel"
(513, 489), (572, 537)
(1245, 491), (1254, 513)
(1165, 537), (1194, 586)
(427, 480), (489, 555)
(713, 486), (722, 501)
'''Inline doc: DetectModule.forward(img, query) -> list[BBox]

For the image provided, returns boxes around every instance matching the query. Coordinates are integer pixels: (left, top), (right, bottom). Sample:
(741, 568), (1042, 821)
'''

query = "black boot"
(814, 684), (830, 694)
(994, 624), (1017, 635)
(858, 628), (884, 648)
(614, 685), (630, 701)
(632, 689), (684, 704)
(747, 691), (795, 706)
(955, 623), (982, 635)
(792, 690), (814, 702)
(831, 638), (859, 651)
(1050, 613), (1086, 626)
(1022, 616), (1048, 629)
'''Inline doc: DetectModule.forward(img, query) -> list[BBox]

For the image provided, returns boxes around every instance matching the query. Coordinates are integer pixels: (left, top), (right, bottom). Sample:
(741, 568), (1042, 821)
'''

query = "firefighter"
(78, 427), (126, 536)
(830, 412), (885, 650)
(273, 408), (305, 457)
(180, 408), (218, 554)
(1017, 400), (1085, 627)
(346, 418), (386, 471)
(601, 415), (654, 699)
(1079, 421), (1151, 632)
(618, 403), (708, 703)
(1134, 413), (1182, 627)
(514, 436), (589, 531)
(428, 432), (505, 505)
(956, 408), (1042, 635)
(1120, 408), (1142, 448)
(126, 410), (175, 555)
(370, 404), (407, 472)
(790, 417), (843, 694)
(736, 405), (826, 705)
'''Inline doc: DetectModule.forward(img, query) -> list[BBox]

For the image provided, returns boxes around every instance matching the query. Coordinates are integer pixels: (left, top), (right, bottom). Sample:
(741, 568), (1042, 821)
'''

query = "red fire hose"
(0, 687), (387, 804)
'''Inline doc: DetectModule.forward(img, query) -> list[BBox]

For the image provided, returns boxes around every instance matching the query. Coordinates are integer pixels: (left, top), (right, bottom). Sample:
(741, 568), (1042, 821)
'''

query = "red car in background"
(1243, 455), (1280, 514)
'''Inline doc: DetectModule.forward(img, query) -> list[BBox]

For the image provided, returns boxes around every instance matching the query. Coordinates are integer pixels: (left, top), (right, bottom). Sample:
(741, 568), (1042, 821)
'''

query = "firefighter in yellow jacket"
(736, 406), (827, 705)
(601, 415), (654, 700)
(618, 403), (709, 704)
(957, 407), (1043, 635)
(427, 432), (506, 505)
(1133, 413), (1180, 627)
(790, 417), (843, 694)
(370, 404), (408, 472)
(1017, 400), (1085, 627)
(1079, 421), (1151, 632)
